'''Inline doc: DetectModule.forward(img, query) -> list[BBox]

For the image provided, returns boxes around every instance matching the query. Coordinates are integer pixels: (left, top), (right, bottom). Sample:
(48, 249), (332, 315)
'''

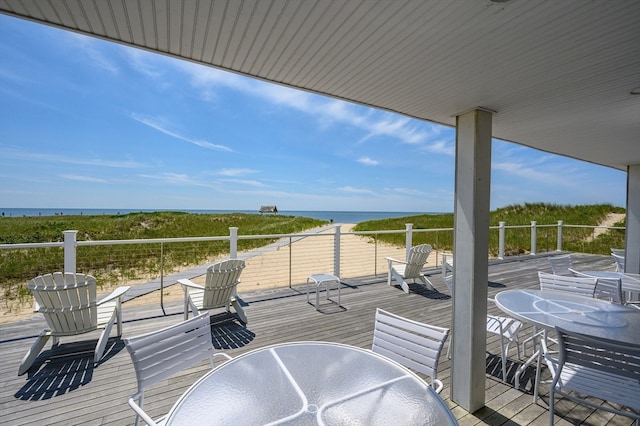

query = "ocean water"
(0, 208), (442, 224)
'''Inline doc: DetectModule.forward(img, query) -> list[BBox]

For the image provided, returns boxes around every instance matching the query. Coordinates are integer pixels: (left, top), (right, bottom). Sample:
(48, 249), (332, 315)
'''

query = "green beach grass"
(354, 202), (625, 256)
(0, 204), (626, 309)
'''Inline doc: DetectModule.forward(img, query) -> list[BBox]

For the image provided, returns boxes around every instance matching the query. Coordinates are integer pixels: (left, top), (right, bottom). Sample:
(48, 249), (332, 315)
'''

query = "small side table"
(306, 274), (341, 311)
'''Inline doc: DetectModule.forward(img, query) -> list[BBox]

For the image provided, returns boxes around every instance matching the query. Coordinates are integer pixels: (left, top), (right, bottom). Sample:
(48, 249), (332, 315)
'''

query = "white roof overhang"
(1, 0), (638, 171)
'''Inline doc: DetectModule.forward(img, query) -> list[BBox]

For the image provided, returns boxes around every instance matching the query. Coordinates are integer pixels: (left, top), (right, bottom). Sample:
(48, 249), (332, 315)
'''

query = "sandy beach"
(0, 224), (442, 325)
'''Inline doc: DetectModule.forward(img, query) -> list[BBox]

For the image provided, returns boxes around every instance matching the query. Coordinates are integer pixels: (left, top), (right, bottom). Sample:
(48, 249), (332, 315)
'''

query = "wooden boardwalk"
(0, 253), (636, 425)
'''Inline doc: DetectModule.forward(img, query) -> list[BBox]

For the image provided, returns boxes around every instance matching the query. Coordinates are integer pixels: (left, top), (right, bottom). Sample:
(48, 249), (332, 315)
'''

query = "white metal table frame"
(164, 341), (458, 425)
(494, 289), (640, 401)
(306, 273), (341, 311)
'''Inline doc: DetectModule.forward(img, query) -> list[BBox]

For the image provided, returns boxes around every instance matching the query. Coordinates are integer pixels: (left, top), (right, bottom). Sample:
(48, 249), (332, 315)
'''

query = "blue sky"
(0, 15), (627, 213)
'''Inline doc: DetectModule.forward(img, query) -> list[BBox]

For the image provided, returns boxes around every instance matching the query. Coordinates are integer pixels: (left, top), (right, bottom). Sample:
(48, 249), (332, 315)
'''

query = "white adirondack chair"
(178, 259), (247, 323)
(124, 312), (232, 426)
(548, 254), (573, 276)
(18, 272), (129, 375)
(386, 244), (434, 293)
(544, 327), (640, 425)
(372, 308), (449, 393)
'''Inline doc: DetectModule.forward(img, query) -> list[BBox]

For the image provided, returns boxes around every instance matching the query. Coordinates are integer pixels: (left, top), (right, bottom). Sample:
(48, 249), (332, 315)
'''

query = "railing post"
(334, 225), (341, 277)
(229, 227), (238, 258)
(530, 221), (537, 255)
(160, 242), (164, 311)
(405, 223), (413, 260)
(557, 220), (563, 251)
(63, 230), (78, 273)
(498, 222), (505, 260)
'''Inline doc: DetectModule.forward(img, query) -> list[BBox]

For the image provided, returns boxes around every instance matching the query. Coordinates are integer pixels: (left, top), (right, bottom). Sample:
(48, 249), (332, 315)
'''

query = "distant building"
(259, 205), (278, 214)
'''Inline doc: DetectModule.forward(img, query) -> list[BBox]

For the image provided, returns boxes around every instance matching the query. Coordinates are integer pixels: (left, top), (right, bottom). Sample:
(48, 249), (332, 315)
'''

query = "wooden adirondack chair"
(178, 259), (247, 323)
(386, 244), (434, 293)
(18, 272), (129, 375)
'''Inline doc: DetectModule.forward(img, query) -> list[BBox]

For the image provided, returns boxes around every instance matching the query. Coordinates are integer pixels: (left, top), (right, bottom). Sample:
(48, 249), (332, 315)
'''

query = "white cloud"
(221, 178), (265, 187)
(217, 168), (258, 176)
(67, 33), (119, 75)
(338, 186), (374, 194)
(129, 113), (232, 152)
(358, 157), (379, 166)
(124, 48), (162, 79)
(59, 174), (107, 183)
(0, 147), (145, 168)
(423, 139), (455, 156)
(138, 172), (218, 188)
(175, 62), (442, 148)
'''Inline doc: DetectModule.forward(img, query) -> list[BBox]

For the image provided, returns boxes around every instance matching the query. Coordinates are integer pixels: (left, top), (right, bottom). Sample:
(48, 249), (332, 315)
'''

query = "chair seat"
(549, 361), (640, 410)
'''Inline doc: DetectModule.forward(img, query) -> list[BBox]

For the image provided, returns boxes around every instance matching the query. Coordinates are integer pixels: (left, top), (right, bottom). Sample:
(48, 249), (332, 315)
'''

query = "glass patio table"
(164, 341), (458, 425)
(494, 289), (640, 400)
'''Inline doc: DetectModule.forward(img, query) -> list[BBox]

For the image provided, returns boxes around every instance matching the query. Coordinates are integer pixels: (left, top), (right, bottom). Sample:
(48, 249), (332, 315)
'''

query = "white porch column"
(625, 164), (640, 273)
(451, 108), (493, 411)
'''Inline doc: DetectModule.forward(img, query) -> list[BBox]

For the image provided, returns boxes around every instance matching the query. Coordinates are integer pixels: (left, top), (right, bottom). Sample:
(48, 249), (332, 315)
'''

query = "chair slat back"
(372, 308), (448, 382)
(612, 253), (625, 272)
(594, 277), (623, 304)
(569, 269), (624, 303)
(555, 327), (640, 410)
(538, 271), (597, 297)
(124, 312), (215, 391)
(548, 254), (573, 276)
(28, 272), (97, 334)
(403, 244), (432, 278)
(202, 259), (245, 308)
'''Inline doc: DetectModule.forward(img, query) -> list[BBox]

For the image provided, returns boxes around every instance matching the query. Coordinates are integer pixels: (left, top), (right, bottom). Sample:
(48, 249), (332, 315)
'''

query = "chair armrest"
(432, 378), (444, 394)
(214, 352), (233, 363)
(178, 278), (205, 290)
(128, 392), (158, 426)
(385, 257), (407, 265)
(97, 286), (130, 305)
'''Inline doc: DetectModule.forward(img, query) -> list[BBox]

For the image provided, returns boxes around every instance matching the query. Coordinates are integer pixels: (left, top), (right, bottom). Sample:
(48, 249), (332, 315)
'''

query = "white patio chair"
(441, 252), (453, 280)
(612, 253), (626, 272)
(537, 271), (597, 297)
(18, 272), (129, 375)
(372, 308), (449, 393)
(569, 268), (623, 304)
(547, 254), (573, 276)
(611, 247), (625, 257)
(443, 275), (522, 382)
(544, 327), (640, 426)
(386, 244), (434, 293)
(124, 312), (232, 426)
(178, 259), (247, 323)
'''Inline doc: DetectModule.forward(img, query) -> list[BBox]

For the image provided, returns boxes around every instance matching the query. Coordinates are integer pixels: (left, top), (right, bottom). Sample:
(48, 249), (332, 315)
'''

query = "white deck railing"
(0, 221), (625, 304)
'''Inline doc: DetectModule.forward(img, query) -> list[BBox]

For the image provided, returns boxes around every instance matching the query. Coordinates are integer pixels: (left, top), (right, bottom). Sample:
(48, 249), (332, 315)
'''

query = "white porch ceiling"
(1, 0), (638, 171)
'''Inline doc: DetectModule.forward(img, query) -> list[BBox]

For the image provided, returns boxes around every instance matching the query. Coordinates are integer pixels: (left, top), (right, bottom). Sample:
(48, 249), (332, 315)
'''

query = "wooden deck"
(0, 253), (636, 425)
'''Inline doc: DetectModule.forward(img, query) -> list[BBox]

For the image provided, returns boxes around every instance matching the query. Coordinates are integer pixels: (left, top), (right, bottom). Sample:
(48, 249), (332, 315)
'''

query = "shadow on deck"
(1, 253), (635, 425)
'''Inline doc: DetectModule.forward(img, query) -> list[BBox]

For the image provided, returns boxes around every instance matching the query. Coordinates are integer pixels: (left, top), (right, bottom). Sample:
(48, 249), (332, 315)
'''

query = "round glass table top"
(165, 341), (458, 425)
(495, 290), (640, 344)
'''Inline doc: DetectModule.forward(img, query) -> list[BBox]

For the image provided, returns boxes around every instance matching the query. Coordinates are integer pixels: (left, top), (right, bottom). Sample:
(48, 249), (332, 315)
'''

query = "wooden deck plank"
(0, 253), (635, 425)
